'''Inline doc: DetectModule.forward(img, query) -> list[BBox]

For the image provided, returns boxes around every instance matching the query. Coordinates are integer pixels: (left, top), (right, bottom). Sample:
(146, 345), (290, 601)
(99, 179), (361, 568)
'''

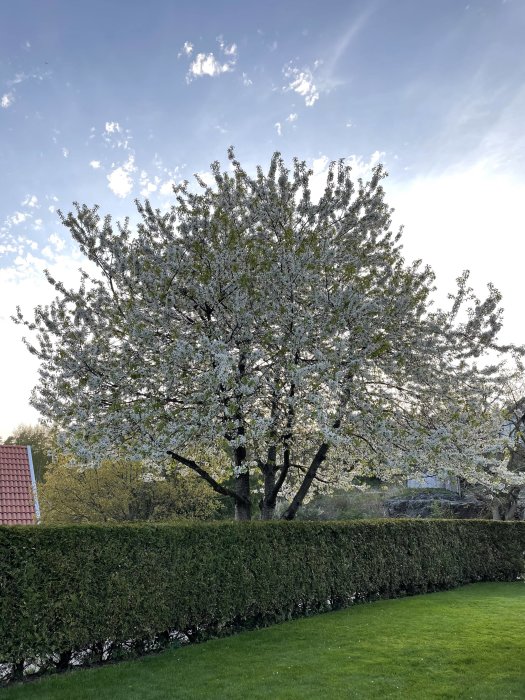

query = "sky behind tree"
(1, 0), (524, 437)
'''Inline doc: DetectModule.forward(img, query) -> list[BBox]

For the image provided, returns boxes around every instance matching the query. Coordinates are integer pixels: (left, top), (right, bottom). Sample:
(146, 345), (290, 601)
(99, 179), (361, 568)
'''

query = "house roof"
(0, 445), (39, 525)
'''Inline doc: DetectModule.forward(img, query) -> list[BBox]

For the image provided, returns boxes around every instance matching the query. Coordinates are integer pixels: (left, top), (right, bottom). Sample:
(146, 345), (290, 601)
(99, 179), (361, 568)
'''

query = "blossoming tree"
(17, 150), (522, 519)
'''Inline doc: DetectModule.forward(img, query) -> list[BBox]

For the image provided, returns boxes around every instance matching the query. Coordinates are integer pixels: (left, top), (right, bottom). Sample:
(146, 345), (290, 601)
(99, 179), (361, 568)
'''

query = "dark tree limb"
(281, 418), (342, 520)
(167, 450), (248, 505)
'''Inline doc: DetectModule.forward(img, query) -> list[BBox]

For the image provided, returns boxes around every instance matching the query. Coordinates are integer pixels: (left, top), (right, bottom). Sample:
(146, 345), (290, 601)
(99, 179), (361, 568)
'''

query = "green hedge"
(1, 520), (524, 681)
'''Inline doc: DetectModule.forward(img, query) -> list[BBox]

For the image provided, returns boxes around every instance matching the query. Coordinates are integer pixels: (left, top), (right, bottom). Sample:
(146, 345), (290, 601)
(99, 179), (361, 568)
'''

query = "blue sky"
(1, 0), (524, 436)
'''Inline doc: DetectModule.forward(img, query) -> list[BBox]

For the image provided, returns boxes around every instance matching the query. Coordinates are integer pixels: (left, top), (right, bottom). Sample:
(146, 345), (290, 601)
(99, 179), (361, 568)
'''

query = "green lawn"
(5, 582), (525, 699)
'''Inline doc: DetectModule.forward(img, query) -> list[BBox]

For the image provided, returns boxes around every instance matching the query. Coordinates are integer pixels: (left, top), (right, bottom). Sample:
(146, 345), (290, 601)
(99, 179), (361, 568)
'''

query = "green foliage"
(38, 459), (219, 524)
(0, 520), (523, 683)
(295, 488), (390, 520)
(3, 424), (52, 481)
(3, 583), (524, 699)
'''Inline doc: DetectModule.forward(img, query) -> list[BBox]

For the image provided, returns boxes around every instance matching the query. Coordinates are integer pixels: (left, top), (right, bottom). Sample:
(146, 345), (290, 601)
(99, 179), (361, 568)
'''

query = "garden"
(2, 150), (525, 699)
(1, 519), (524, 696)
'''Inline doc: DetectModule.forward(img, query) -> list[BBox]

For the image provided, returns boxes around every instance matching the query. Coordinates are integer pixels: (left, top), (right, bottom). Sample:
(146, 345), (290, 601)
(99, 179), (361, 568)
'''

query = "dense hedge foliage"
(1, 519), (524, 682)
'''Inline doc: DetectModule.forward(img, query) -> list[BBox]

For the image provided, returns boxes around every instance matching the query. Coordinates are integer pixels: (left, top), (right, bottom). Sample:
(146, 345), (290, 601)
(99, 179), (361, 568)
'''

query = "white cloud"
(187, 52), (234, 81)
(275, 122), (282, 136)
(62, 147), (69, 158)
(180, 41), (193, 56)
(141, 183), (157, 196)
(107, 155), (136, 198)
(22, 195), (38, 208)
(307, 151), (386, 203)
(160, 181), (175, 196)
(139, 171), (160, 197)
(90, 160), (101, 169)
(223, 43), (237, 56)
(242, 73), (252, 86)
(105, 121), (121, 134)
(388, 160), (525, 346)
(1, 93), (14, 108)
(9, 212), (28, 225)
(284, 65), (319, 107)
(33, 219), (43, 231)
(286, 113), (298, 123)
(346, 150), (385, 180)
(217, 36), (237, 57)
(8, 72), (26, 86)
(0, 248), (98, 438)
(48, 233), (65, 252)
(194, 171), (215, 188)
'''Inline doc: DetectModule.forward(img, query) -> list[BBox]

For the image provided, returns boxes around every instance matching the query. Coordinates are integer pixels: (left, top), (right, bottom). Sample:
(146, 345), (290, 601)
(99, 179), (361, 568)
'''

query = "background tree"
(16, 150), (523, 520)
(39, 456), (219, 523)
(3, 423), (52, 481)
(465, 383), (525, 520)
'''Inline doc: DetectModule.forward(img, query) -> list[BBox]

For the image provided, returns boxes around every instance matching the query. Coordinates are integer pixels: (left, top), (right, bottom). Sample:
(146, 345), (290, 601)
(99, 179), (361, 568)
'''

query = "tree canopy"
(3, 423), (52, 481)
(17, 150), (523, 519)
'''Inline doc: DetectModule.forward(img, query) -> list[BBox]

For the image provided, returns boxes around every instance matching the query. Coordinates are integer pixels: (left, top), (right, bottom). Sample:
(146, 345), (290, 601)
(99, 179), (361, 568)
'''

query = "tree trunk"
(492, 488), (521, 521)
(234, 472), (251, 520)
(503, 488), (520, 521)
(12, 659), (24, 682)
(56, 650), (72, 671)
(260, 467), (276, 520)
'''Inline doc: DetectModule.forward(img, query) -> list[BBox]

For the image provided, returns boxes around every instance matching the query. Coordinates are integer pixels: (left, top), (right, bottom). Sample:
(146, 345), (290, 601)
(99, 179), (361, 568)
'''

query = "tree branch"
(166, 450), (248, 504)
(281, 417), (341, 520)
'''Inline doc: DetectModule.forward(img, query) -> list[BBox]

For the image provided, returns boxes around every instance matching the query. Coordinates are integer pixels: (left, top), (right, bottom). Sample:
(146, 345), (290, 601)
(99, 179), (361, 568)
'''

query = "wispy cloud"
(1, 68), (53, 111)
(8, 212), (28, 226)
(324, 8), (374, 77)
(218, 37), (237, 56)
(274, 122), (282, 136)
(179, 41), (194, 57)
(22, 195), (38, 208)
(286, 113), (298, 123)
(139, 170), (161, 197)
(283, 64), (320, 106)
(89, 160), (101, 169)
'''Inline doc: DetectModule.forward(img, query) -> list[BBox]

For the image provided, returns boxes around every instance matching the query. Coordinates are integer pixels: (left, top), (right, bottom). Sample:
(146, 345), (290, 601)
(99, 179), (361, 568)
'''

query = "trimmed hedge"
(1, 519), (524, 681)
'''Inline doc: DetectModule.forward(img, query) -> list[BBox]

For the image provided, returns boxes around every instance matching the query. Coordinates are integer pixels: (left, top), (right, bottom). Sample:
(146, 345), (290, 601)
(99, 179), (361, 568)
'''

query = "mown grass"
(5, 582), (524, 699)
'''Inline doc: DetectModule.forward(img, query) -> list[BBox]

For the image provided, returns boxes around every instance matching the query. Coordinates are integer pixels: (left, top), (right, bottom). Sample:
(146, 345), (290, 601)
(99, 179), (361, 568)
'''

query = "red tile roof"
(0, 445), (38, 525)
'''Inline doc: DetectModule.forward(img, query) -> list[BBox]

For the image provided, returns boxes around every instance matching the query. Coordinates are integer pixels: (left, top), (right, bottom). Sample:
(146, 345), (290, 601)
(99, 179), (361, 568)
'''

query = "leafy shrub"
(39, 459), (219, 523)
(294, 487), (395, 520)
(0, 520), (523, 683)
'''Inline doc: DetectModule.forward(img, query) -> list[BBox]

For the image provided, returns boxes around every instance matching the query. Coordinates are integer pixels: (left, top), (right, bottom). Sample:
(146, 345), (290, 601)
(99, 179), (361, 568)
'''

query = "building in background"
(0, 445), (40, 524)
